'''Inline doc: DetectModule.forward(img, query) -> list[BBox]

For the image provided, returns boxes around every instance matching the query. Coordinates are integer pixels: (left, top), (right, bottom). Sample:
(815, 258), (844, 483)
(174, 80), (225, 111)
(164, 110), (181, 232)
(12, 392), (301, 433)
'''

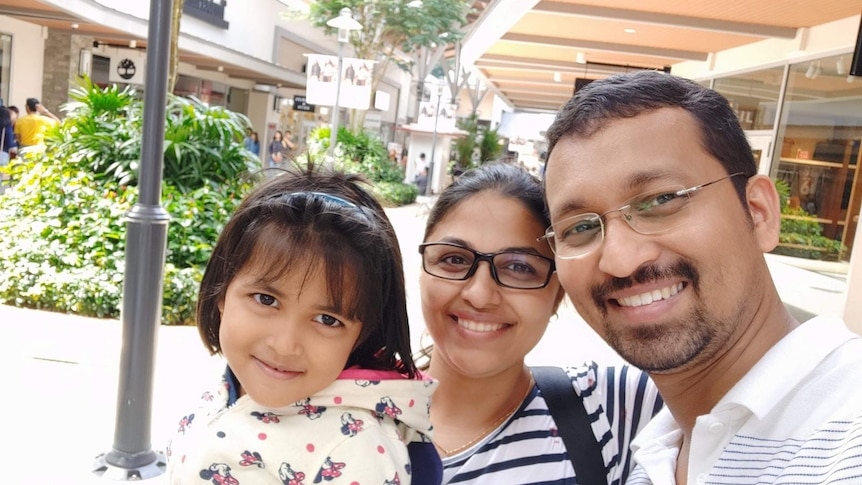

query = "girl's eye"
(314, 314), (344, 328)
(253, 293), (278, 307)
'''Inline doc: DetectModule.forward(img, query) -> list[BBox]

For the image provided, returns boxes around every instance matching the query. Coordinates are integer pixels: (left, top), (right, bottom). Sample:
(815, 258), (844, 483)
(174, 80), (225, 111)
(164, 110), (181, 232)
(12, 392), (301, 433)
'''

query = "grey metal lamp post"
(326, 7), (363, 157)
(92, 0), (172, 479)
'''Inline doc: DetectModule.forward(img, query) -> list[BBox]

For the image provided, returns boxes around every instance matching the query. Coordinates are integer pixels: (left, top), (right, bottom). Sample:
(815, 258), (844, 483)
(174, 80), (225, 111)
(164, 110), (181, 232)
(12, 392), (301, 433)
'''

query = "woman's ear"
(745, 174), (782, 252)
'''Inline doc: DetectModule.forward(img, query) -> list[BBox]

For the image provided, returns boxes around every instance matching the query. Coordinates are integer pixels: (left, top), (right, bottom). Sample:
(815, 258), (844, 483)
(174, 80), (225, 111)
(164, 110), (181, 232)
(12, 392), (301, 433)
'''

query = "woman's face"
(420, 191), (562, 379)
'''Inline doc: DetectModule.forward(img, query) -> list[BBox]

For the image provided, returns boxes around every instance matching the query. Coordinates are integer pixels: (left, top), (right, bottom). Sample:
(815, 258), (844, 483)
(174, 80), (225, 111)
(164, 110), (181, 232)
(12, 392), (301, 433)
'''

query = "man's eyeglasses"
(541, 172), (746, 259)
(419, 242), (556, 289)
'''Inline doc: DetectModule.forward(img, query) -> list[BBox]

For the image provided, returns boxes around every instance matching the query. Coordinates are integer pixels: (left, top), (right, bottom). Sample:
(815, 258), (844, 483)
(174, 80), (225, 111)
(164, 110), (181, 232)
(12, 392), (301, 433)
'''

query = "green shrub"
(53, 76), (256, 193)
(372, 181), (419, 207)
(0, 79), (254, 325)
(305, 126), (417, 206)
(771, 179), (845, 260)
(0, 157), (130, 318)
(163, 181), (248, 268)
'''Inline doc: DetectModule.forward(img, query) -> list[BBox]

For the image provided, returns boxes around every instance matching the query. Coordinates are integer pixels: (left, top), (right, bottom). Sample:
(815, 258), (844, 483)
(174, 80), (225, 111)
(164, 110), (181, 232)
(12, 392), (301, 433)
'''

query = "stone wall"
(41, 31), (93, 113)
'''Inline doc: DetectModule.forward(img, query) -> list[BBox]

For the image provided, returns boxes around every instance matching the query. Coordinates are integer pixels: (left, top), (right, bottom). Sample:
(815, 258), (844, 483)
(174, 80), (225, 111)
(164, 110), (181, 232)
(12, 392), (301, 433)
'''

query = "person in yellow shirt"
(14, 98), (60, 153)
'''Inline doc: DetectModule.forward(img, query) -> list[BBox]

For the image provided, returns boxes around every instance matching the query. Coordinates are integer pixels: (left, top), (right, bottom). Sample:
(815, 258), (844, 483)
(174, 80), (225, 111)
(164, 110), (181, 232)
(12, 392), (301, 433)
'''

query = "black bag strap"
(532, 366), (606, 484)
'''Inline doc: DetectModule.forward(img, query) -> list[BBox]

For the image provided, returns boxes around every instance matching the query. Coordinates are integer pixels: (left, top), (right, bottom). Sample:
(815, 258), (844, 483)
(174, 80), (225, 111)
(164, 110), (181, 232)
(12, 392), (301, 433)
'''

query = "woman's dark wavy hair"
(545, 70), (757, 206)
(197, 166), (416, 378)
(423, 161), (550, 241)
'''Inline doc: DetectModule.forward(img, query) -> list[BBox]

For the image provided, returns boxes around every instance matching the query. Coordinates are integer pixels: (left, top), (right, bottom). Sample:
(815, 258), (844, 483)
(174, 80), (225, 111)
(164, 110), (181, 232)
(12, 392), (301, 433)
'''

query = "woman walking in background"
(268, 130), (286, 169)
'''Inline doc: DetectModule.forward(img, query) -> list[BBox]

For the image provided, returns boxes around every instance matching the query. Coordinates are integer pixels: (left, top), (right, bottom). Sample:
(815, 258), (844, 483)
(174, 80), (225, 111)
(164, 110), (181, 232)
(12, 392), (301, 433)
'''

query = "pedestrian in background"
(15, 97), (60, 154)
(0, 106), (17, 194)
(282, 129), (296, 160)
(268, 130), (286, 169)
(245, 131), (260, 157)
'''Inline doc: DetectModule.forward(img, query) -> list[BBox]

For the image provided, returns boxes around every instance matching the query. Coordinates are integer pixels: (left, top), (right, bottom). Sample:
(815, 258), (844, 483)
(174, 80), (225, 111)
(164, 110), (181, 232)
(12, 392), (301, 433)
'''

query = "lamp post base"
(92, 450), (166, 481)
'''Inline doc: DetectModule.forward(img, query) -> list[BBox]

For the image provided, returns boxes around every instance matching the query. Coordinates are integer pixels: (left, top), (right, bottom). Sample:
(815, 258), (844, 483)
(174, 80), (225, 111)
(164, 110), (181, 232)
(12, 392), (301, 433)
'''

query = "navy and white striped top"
(628, 316), (862, 484)
(441, 362), (663, 484)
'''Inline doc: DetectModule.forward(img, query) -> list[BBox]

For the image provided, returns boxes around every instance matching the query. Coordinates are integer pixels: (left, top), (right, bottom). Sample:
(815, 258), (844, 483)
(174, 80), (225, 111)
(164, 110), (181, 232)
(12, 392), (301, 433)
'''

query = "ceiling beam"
(476, 59), (668, 78)
(0, 5), (77, 22)
(501, 33), (709, 61)
(532, 1), (798, 38)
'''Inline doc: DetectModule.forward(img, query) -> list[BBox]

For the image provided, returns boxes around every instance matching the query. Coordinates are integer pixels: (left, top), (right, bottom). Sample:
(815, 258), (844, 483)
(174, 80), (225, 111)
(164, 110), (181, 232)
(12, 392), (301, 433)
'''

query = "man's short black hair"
(25, 98), (39, 112)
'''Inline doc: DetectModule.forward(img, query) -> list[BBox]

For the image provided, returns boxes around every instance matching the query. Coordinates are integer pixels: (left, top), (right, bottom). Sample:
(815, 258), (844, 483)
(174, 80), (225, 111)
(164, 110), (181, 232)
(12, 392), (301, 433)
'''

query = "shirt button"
(708, 422), (726, 434)
(697, 473), (707, 484)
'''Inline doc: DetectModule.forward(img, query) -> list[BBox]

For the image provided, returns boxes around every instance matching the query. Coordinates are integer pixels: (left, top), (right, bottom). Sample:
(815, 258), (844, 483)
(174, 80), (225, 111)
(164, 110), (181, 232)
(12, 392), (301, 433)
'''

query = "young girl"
(167, 168), (439, 485)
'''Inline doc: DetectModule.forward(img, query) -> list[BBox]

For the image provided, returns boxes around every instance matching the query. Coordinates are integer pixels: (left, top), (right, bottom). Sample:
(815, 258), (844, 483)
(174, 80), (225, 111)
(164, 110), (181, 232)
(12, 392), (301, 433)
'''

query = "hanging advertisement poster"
(305, 54), (375, 110)
(417, 100), (458, 132)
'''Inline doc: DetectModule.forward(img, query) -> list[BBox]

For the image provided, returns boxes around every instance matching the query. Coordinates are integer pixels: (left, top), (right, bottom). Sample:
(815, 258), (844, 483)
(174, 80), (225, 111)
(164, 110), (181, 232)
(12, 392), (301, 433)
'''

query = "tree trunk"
(167, 0), (183, 94)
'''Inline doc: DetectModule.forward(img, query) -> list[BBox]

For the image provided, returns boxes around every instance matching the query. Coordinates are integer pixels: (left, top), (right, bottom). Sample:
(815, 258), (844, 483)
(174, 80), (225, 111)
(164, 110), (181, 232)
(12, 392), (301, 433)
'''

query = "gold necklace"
(434, 375), (534, 457)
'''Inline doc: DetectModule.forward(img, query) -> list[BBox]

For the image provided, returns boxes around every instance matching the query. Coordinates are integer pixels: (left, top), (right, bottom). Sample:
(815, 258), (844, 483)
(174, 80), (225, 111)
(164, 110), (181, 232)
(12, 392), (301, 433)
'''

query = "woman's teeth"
(458, 319), (506, 332)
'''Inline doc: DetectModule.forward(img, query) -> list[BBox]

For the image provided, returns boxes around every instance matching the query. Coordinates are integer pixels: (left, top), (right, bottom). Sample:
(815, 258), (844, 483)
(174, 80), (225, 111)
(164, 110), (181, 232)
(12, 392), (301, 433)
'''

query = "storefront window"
(713, 67), (784, 132)
(173, 75), (229, 107)
(773, 54), (862, 261)
(174, 75), (201, 98)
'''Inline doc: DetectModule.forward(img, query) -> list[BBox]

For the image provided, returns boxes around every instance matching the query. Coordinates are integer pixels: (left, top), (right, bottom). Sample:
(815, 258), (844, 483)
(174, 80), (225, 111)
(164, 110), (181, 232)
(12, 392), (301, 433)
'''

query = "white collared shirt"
(627, 316), (862, 484)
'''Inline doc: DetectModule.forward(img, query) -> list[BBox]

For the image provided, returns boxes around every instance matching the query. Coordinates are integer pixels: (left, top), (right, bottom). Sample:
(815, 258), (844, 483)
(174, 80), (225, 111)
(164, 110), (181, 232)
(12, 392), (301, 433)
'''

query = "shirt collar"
(717, 316), (854, 419)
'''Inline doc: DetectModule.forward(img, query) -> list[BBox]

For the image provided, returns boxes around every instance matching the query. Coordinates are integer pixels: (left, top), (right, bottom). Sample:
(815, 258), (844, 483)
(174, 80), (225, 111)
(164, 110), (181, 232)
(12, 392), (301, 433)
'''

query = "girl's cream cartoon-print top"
(167, 367), (436, 485)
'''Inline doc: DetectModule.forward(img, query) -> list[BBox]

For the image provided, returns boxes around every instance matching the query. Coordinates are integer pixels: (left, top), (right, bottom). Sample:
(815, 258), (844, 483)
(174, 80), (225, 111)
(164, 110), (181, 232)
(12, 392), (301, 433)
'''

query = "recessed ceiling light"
(71, 23), (79, 29)
(553, 71), (562, 82)
(624, 28), (636, 33)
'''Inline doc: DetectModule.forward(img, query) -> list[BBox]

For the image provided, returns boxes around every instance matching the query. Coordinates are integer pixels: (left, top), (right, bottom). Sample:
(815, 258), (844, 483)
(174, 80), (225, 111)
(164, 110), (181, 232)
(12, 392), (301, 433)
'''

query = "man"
(283, 129), (296, 155)
(542, 71), (862, 484)
(415, 152), (427, 173)
(15, 97), (60, 153)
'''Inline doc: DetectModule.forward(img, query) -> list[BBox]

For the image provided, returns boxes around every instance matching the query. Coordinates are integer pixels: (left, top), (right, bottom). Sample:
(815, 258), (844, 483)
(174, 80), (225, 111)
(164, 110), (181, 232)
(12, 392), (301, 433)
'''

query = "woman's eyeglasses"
(419, 242), (556, 289)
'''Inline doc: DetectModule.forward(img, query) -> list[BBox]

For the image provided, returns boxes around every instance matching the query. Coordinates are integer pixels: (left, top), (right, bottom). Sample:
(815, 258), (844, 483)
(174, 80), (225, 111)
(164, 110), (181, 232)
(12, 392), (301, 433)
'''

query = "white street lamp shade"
(326, 8), (363, 31)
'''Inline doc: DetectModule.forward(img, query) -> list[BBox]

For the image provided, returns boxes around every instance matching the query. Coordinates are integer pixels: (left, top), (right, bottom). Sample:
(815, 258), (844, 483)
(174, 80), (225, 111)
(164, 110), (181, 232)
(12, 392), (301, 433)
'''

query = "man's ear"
(745, 174), (782, 252)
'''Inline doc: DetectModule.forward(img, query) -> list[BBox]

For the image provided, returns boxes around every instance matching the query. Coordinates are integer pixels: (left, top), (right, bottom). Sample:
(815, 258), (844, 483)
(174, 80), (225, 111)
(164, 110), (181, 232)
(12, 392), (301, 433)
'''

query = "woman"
(418, 162), (662, 484)
(244, 130), (260, 157)
(267, 130), (285, 169)
(0, 106), (16, 157)
(0, 106), (17, 192)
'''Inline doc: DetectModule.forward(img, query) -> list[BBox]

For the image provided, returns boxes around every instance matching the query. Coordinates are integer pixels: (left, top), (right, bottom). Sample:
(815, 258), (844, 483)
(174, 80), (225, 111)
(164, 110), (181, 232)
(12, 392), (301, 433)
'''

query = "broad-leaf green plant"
(0, 79), (255, 324)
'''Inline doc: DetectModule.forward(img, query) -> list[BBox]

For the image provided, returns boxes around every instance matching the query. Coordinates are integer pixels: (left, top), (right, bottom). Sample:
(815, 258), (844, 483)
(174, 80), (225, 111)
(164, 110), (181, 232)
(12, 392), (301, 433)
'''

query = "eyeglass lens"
(549, 185), (693, 257)
(421, 243), (552, 289)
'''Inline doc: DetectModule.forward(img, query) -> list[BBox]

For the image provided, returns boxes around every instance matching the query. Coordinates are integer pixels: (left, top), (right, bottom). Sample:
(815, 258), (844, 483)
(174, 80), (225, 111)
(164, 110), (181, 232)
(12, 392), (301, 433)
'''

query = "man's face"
(544, 107), (772, 374)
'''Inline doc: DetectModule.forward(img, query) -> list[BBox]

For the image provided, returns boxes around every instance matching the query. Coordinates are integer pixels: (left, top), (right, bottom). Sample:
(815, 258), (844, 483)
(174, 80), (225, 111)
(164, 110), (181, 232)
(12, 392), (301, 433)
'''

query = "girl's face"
(274, 132), (282, 141)
(218, 259), (362, 407)
(420, 191), (562, 379)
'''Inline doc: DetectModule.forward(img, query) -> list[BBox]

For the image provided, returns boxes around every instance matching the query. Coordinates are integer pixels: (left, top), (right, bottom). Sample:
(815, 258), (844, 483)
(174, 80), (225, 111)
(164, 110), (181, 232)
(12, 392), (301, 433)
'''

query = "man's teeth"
(458, 319), (505, 332)
(617, 283), (683, 307)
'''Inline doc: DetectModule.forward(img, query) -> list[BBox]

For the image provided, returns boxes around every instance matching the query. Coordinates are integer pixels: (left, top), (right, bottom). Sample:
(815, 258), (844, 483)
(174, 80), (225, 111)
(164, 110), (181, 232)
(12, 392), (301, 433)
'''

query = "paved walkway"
(0, 200), (850, 483)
